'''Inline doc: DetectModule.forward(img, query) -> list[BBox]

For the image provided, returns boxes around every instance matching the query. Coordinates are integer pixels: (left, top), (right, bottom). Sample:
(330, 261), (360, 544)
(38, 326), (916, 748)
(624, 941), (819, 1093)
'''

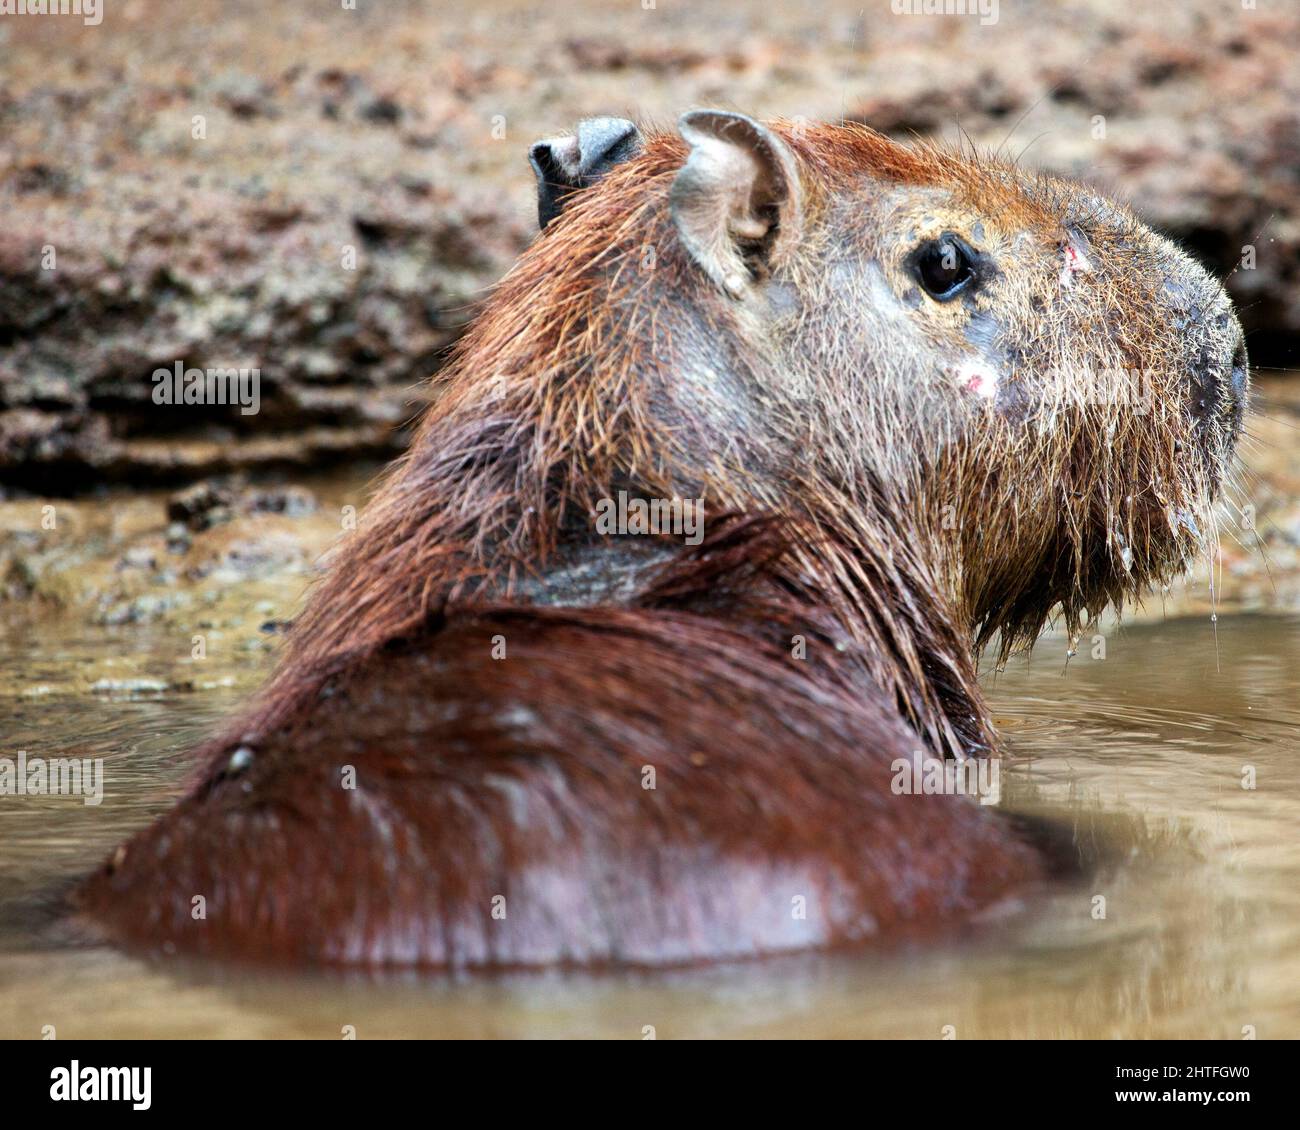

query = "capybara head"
(534, 111), (1248, 653)
(277, 111), (1247, 757)
(676, 113), (1251, 657)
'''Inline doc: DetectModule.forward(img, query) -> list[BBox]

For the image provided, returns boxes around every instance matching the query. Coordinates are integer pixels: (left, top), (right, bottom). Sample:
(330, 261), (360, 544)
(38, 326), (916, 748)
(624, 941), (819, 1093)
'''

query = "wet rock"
(167, 481), (237, 531)
(0, 467), (371, 642)
(166, 478), (318, 532)
(0, 24), (526, 489)
(360, 97), (404, 126)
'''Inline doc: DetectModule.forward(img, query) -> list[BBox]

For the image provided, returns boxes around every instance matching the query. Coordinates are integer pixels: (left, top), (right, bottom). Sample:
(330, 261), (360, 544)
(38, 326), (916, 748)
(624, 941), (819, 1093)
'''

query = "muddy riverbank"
(3, 0), (1296, 484)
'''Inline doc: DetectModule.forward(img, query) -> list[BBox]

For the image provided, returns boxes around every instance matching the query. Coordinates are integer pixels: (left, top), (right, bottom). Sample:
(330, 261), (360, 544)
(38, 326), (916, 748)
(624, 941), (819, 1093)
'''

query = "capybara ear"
(528, 116), (642, 230)
(670, 109), (802, 297)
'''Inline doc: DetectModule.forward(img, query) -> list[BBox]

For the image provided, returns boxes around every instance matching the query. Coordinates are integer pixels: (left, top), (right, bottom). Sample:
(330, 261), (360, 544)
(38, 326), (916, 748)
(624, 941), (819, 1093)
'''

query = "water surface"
(1, 612), (1297, 1038)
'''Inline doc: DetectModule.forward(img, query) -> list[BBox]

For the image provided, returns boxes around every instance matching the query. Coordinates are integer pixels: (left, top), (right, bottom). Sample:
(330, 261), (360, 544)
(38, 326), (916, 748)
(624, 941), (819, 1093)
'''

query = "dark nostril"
(1189, 325), (1247, 426)
(1230, 339), (1249, 398)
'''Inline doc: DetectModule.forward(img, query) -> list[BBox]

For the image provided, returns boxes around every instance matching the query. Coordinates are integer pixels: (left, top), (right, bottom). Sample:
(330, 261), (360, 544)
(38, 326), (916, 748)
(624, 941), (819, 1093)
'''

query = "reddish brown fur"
(80, 516), (1039, 964)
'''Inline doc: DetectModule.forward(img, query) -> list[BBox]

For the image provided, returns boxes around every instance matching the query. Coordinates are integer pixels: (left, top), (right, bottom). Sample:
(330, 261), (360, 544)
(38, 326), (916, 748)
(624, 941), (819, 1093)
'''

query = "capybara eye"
(913, 233), (977, 301)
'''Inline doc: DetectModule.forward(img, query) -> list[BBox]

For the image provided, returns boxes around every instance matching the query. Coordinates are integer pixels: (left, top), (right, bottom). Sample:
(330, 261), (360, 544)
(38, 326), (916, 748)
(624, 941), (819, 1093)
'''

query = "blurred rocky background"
(0, 0), (1297, 632)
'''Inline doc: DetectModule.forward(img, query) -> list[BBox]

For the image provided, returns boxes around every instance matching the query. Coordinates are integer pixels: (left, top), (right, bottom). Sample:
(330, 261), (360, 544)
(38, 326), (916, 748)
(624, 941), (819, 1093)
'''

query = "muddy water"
(0, 612), (1297, 1039)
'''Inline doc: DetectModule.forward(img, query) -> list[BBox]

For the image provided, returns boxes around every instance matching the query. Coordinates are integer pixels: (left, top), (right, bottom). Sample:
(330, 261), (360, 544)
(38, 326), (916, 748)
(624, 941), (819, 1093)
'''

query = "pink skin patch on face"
(1059, 241), (1092, 290)
(954, 359), (1000, 400)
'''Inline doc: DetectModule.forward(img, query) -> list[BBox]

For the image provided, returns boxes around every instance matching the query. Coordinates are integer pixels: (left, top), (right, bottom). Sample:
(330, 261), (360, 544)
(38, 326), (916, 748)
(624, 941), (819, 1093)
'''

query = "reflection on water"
(1, 613), (1297, 1038)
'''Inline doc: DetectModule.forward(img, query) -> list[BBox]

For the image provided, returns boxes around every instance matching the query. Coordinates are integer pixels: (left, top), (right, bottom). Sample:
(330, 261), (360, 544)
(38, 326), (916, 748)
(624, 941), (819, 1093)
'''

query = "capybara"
(77, 111), (1248, 967)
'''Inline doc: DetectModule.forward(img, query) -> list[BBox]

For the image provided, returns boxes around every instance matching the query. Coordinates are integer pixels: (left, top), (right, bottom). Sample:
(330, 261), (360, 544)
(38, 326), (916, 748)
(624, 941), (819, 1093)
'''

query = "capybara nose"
(1229, 336), (1250, 410)
(1187, 310), (1247, 433)
(1187, 342), (1222, 422)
